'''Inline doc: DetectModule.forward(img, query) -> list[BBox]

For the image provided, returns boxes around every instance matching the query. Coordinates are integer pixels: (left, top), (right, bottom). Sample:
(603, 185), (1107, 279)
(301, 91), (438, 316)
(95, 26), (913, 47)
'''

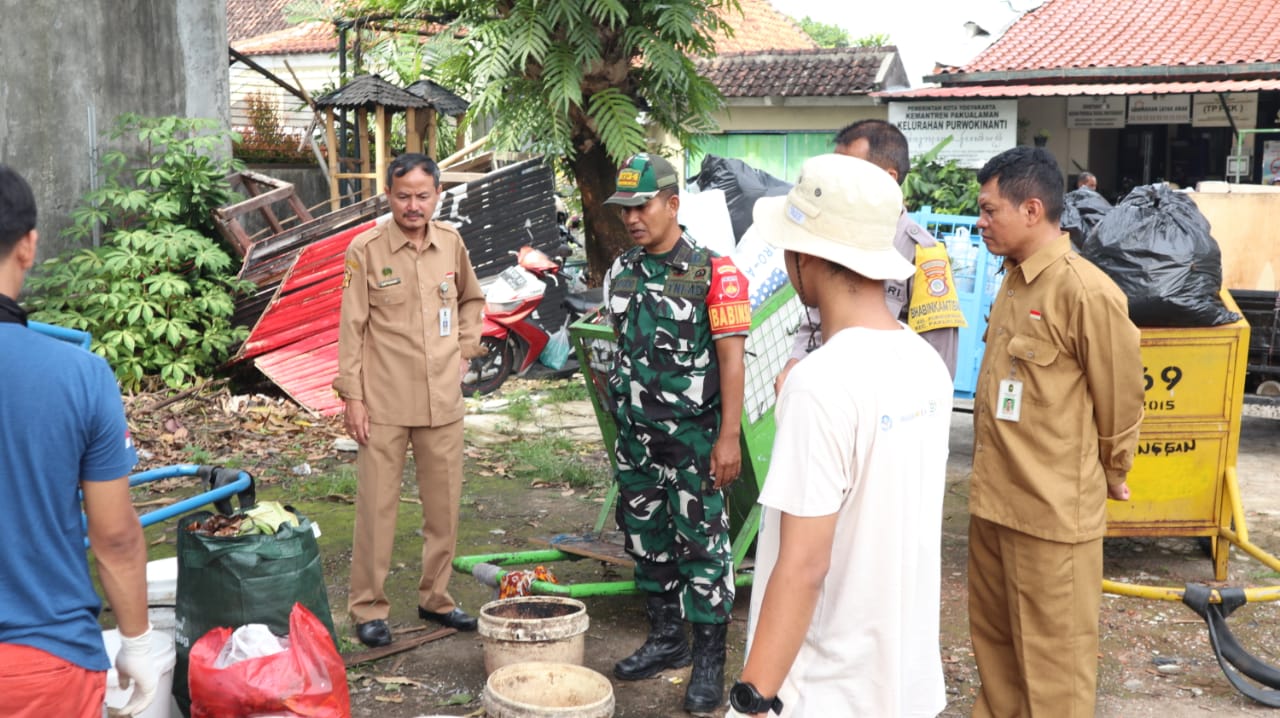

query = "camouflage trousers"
(614, 416), (734, 625)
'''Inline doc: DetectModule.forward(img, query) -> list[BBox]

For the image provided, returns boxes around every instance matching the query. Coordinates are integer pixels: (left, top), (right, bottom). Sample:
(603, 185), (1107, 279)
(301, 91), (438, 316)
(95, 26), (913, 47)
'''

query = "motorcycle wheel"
(461, 335), (514, 397)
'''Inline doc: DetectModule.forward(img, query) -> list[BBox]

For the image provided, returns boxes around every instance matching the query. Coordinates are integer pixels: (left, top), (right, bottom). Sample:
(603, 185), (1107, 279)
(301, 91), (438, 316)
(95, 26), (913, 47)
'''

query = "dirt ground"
(311, 396), (1280, 718)
(137, 382), (1280, 717)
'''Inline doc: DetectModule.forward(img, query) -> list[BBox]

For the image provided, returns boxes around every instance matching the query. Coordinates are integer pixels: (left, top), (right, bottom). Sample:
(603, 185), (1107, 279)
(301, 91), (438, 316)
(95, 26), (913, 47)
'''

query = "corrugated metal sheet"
(232, 195), (387, 329)
(239, 157), (560, 415)
(239, 221), (372, 362)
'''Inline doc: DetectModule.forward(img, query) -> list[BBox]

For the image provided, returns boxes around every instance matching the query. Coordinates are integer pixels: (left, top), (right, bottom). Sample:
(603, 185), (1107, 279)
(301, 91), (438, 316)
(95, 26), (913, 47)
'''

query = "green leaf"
(587, 88), (646, 164)
(438, 693), (473, 706)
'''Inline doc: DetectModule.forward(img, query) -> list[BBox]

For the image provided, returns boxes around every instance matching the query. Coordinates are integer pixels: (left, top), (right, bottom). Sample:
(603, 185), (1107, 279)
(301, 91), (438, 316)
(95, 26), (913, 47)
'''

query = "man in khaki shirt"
(333, 153), (485, 647)
(968, 147), (1144, 716)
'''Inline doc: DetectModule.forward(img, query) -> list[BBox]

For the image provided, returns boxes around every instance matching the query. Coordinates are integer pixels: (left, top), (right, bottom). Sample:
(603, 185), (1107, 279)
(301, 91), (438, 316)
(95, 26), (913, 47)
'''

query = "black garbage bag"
(1060, 201), (1086, 249)
(1061, 188), (1112, 249)
(692, 154), (791, 243)
(172, 509), (336, 717)
(1082, 183), (1240, 327)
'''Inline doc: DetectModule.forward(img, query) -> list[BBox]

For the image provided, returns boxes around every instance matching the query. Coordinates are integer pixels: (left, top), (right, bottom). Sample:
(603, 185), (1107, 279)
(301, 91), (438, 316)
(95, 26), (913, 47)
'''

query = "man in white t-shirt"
(727, 153), (953, 718)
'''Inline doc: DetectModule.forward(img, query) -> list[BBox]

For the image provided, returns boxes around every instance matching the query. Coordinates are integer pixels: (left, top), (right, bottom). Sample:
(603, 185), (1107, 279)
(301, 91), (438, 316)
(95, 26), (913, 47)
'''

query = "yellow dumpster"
(1105, 291), (1251, 580)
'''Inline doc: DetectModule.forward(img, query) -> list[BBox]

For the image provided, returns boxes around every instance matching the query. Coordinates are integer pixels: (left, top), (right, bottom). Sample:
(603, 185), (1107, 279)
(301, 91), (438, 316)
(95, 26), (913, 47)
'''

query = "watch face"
(730, 682), (760, 712)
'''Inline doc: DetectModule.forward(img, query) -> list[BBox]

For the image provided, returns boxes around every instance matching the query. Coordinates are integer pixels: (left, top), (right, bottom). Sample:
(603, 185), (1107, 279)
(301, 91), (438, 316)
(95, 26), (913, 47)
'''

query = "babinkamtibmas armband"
(707, 256), (751, 337)
(908, 243), (967, 333)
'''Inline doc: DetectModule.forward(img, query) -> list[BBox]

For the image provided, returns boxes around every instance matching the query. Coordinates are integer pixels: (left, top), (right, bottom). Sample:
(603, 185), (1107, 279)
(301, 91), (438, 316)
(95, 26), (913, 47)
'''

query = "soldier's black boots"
(683, 622), (728, 713)
(614, 593), (691, 680)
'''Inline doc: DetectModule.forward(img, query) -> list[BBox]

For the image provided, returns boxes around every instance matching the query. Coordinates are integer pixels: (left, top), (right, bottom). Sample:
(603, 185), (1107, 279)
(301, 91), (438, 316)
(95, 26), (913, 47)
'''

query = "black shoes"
(614, 593), (692, 680)
(683, 622), (728, 713)
(355, 619), (393, 648)
(418, 606), (478, 631)
(358, 607), (476, 645)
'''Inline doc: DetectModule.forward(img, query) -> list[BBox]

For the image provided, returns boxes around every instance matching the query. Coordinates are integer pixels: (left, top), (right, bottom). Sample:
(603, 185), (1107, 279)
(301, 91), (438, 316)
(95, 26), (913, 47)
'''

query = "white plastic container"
(102, 628), (180, 718)
(478, 597), (589, 676)
(146, 557), (178, 636)
(483, 661), (615, 718)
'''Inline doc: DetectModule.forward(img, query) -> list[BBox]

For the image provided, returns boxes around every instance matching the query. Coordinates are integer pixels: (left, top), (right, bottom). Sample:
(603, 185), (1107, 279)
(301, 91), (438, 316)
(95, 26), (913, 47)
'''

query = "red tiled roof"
(943, 0), (1280, 76)
(230, 0), (813, 59)
(700, 47), (902, 98)
(710, 0), (817, 53)
(232, 21), (339, 56)
(878, 78), (1280, 99)
(227, 0), (296, 43)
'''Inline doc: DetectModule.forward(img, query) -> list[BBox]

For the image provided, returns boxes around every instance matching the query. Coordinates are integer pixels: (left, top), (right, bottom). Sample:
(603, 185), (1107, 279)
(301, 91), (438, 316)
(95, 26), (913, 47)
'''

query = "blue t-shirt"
(0, 324), (137, 670)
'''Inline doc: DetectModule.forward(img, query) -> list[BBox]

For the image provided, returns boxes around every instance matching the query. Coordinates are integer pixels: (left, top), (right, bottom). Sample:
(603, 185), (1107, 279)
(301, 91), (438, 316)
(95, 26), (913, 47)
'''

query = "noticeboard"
(1127, 94), (1191, 125)
(888, 100), (1017, 169)
(1067, 96), (1126, 129)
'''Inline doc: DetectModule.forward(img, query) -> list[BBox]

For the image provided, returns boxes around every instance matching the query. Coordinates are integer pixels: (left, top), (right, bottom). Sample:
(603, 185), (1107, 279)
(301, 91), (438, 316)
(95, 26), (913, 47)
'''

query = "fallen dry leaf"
(374, 676), (424, 688)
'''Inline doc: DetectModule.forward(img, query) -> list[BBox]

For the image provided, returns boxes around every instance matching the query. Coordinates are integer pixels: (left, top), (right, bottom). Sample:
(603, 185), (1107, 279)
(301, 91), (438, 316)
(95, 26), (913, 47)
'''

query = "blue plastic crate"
(908, 207), (1000, 399)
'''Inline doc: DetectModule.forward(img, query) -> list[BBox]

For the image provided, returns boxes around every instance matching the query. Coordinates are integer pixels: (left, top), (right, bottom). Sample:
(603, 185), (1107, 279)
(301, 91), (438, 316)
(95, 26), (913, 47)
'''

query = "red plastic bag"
(189, 603), (351, 718)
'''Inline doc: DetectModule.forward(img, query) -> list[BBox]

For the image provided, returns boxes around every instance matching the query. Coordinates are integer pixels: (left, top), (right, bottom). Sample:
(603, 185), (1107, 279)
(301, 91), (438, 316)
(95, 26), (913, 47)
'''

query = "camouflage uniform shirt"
(603, 233), (751, 429)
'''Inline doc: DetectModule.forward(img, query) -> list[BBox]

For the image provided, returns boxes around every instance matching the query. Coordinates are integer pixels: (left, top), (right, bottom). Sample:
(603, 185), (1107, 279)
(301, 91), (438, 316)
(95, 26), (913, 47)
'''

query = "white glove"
(114, 625), (159, 717)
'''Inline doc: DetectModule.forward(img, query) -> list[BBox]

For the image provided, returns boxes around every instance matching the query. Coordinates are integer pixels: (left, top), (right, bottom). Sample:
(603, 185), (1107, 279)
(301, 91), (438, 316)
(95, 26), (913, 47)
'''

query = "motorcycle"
(461, 245), (602, 396)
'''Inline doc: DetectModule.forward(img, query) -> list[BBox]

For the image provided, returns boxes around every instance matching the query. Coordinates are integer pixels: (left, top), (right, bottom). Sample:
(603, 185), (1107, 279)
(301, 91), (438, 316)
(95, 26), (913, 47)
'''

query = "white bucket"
(483, 662), (614, 718)
(102, 628), (180, 718)
(478, 597), (589, 676)
(146, 557), (178, 636)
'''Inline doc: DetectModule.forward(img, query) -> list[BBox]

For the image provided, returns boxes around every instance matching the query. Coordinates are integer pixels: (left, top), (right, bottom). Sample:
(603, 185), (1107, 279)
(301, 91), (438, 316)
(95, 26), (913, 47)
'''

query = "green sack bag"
(171, 510), (337, 717)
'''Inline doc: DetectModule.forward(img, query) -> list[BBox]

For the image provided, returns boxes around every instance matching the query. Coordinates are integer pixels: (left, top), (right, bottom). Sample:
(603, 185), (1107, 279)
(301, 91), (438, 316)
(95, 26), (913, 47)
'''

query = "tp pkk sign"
(1127, 94), (1190, 124)
(1067, 96), (1126, 129)
(889, 100), (1017, 169)
(1193, 93), (1258, 128)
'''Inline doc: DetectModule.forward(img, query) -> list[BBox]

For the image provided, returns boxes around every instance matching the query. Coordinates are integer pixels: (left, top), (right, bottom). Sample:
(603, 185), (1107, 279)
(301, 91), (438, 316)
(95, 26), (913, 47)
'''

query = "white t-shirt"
(746, 325), (952, 718)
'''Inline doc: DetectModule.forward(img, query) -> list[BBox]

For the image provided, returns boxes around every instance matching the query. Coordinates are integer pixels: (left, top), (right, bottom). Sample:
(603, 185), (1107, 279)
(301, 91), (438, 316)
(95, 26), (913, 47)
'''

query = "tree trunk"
(568, 126), (634, 286)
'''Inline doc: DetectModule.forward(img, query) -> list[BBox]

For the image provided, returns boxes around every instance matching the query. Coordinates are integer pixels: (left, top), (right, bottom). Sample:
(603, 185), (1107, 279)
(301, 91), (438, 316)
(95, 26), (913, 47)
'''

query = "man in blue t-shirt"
(0, 165), (159, 717)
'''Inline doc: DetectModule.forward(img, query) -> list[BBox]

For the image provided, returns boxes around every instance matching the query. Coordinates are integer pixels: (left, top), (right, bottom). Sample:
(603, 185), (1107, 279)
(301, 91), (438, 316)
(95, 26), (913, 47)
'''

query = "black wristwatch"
(729, 681), (783, 715)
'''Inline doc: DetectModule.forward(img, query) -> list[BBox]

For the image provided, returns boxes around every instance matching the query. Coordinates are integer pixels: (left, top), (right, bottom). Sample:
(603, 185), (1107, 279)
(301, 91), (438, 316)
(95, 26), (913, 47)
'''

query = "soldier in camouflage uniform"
(602, 153), (751, 713)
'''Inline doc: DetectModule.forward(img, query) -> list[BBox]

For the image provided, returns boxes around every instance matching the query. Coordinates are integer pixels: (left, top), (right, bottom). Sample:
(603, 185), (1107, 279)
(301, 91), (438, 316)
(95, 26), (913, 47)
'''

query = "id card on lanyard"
(996, 379), (1023, 422)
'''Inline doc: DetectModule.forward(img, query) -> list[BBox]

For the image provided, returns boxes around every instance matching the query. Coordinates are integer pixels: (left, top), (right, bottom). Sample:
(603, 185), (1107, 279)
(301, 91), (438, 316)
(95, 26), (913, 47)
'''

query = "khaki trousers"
(348, 419), (464, 623)
(968, 515), (1103, 718)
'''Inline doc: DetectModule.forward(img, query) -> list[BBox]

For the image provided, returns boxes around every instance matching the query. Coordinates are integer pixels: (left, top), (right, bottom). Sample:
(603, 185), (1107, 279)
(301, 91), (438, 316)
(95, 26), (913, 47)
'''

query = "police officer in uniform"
(602, 153), (751, 713)
(777, 120), (961, 395)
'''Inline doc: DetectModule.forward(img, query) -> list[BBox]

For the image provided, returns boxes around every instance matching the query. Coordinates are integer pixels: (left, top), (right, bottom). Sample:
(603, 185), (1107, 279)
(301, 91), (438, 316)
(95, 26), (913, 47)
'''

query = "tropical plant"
(797, 16), (849, 48)
(234, 92), (315, 164)
(320, 0), (737, 279)
(901, 136), (981, 216)
(854, 32), (892, 48)
(25, 114), (251, 391)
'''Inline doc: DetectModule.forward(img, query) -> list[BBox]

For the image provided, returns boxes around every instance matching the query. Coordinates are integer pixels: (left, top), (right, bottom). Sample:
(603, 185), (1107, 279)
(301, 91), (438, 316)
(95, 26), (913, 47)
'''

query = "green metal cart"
(452, 284), (803, 597)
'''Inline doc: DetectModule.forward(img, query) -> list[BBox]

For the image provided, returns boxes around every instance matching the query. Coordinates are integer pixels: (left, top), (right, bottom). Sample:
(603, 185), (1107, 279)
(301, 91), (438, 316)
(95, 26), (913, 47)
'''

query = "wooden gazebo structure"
(405, 79), (470, 156)
(315, 74), (435, 211)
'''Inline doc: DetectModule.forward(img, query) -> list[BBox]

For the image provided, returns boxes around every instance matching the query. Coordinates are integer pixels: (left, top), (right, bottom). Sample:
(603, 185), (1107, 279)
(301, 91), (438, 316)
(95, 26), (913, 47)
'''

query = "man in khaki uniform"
(968, 146), (1144, 716)
(333, 153), (486, 647)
